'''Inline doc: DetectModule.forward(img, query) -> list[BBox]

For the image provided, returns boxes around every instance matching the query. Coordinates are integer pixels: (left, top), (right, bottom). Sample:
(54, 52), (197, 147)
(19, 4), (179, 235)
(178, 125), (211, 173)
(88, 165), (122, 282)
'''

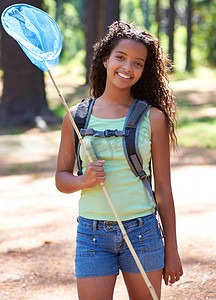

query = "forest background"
(0, 0), (216, 299)
(0, 0), (216, 132)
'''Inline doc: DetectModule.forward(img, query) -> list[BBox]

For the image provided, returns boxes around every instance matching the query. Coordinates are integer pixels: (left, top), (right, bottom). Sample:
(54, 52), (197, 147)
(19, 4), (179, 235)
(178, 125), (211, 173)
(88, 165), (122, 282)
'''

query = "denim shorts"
(75, 213), (164, 278)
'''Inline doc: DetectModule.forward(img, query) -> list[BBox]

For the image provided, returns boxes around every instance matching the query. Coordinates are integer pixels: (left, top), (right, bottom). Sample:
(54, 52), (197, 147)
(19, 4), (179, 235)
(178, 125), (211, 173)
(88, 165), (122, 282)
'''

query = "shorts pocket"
(138, 225), (164, 253)
(76, 231), (96, 257)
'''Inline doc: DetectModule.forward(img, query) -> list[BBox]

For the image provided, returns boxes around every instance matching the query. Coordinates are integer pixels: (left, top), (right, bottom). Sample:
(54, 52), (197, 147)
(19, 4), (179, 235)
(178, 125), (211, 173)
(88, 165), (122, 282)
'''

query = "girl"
(55, 21), (183, 300)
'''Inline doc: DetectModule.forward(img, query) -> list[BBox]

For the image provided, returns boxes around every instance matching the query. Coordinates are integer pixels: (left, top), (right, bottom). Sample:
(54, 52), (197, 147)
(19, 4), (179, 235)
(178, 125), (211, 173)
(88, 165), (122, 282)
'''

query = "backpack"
(72, 98), (157, 208)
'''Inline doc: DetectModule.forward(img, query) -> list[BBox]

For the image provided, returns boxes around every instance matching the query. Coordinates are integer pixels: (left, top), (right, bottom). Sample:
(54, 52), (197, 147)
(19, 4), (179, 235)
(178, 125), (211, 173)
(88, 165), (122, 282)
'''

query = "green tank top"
(79, 110), (155, 221)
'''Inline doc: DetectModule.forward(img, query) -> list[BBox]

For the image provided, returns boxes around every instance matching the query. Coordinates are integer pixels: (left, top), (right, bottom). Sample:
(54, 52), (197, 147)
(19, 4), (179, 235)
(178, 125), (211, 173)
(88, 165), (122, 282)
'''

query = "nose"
(122, 60), (132, 71)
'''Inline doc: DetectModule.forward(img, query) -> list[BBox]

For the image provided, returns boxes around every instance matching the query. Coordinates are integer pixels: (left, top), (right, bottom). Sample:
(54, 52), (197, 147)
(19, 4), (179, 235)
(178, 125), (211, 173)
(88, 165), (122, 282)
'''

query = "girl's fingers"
(163, 273), (169, 286)
(83, 160), (106, 187)
(93, 165), (105, 172)
(164, 269), (183, 285)
(97, 176), (106, 183)
(175, 273), (180, 282)
(164, 270), (175, 285)
(175, 268), (183, 281)
(94, 160), (106, 165)
(88, 160), (105, 167)
(87, 161), (106, 173)
(88, 166), (105, 174)
(169, 273), (176, 284)
(175, 268), (183, 282)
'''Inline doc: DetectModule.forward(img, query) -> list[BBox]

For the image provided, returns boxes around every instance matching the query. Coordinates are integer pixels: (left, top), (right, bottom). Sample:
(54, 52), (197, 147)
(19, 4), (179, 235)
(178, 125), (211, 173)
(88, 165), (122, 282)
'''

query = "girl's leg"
(122, 269), (163, 300)
(77, 274), (117, 300)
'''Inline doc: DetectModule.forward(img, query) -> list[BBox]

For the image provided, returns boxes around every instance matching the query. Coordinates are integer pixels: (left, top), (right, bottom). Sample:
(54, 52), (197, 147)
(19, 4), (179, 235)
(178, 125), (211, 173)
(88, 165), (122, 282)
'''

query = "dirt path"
(0, 129), (215, 300)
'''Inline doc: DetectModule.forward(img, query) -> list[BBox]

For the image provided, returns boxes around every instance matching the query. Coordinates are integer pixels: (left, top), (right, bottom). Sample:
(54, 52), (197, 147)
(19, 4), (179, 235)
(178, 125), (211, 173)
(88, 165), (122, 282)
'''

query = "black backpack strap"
(73, 98), (96, 175)
(123, 99), (157, 207)
(123, 99), (150, 175)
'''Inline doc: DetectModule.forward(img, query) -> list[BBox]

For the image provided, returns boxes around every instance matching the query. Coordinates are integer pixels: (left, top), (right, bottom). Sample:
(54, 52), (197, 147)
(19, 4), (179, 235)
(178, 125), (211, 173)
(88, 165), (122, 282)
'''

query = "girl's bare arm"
(55, 110), (106, 194)
(150, 107), (183, 285)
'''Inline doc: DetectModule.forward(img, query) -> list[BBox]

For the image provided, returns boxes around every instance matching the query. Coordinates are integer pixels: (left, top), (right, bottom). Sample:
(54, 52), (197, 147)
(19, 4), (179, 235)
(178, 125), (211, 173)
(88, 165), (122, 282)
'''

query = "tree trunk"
(55, 0), (64, 22)
(85, 0), (100, 83)
(0, 0), (53, 127)
(168, 0), (175, 63)
(140, 0), (150, 30)
(186, 0), (192, 71)
(105, 0), (120, 30)
(156, 0), (161, 39)
(85, 0), (119, 83)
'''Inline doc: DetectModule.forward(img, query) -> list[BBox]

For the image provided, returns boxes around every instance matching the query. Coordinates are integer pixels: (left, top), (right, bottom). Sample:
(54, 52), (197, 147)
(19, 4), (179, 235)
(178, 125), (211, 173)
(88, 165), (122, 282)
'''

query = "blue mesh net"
(1, 4), (62, 72)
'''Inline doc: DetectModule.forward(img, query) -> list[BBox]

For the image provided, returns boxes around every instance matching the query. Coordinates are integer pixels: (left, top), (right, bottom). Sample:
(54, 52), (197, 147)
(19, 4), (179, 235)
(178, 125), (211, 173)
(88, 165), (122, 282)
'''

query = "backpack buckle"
(125, 129), (130, 136)
(104, 129), (117, 137)
(138, 170), (147, 180)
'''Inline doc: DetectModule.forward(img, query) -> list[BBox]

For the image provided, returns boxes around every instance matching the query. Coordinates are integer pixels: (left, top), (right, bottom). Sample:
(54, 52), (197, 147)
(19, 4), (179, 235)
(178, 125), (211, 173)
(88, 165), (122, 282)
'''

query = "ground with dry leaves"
(0, 127), (215, 300)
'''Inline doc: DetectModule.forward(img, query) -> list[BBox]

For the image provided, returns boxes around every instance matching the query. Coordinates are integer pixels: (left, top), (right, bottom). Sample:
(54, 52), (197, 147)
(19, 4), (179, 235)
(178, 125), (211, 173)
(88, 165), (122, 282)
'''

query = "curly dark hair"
(89, 21), (178, 149)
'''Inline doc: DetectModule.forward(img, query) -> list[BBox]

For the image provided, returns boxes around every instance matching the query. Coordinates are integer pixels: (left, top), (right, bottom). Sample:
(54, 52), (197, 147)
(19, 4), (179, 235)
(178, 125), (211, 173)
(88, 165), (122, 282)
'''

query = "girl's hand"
(82, 160), (106, 189)
(163, 250), (183, 285)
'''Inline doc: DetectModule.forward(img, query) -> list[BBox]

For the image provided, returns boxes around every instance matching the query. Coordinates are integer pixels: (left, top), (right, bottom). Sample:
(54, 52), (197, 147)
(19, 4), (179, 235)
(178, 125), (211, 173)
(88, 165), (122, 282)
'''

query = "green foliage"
(42, 0), (56, 18)
(205, 2), (216, 65)
(178, 117), (216, 149)
(120, 0), (144, 25)
(174, 26), (187, 71)
(120, 0), (216, 69)
(7, 164), (38, 175)
(120, 0), (157, 31)
(173, 67), (216, 149)
(43, 0), (85, 63)
(57, 3), (84, 62)
(193, 0), (216, 66)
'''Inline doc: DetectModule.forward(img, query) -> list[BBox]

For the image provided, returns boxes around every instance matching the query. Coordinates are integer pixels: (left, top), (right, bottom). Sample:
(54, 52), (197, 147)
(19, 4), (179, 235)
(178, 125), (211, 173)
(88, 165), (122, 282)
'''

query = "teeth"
(118, 72), (130, 79)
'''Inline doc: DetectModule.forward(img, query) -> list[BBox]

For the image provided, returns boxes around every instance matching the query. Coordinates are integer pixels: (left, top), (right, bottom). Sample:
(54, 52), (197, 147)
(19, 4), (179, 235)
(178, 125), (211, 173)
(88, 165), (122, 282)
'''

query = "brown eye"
(135, 62), (143, 68)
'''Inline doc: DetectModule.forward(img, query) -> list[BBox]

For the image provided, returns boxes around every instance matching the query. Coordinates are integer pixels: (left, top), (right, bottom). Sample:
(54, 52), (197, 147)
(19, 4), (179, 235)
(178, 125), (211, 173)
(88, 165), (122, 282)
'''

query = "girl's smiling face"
(103, 39), (148, 91)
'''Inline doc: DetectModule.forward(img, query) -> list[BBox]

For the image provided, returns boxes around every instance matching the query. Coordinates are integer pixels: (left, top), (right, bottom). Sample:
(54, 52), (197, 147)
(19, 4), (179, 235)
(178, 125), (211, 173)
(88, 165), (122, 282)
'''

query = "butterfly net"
(1, 4), (62, 71)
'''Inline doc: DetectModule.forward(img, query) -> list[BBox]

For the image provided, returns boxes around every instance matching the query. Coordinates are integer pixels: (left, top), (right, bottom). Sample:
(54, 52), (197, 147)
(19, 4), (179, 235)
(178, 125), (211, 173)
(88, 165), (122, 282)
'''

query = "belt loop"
(137, 217), (143, 227)
(93, 220), (98, 231)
